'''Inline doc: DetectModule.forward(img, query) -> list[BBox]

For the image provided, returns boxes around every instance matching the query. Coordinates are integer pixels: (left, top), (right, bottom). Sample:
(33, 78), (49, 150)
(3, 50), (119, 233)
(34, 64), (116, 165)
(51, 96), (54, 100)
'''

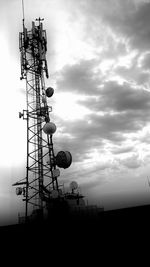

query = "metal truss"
(13, 18), (59, 222)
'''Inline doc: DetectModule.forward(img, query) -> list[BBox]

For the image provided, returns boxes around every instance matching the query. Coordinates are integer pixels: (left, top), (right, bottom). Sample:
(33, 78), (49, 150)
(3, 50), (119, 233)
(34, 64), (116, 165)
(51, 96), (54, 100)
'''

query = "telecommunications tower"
(13, 17), (72, 222)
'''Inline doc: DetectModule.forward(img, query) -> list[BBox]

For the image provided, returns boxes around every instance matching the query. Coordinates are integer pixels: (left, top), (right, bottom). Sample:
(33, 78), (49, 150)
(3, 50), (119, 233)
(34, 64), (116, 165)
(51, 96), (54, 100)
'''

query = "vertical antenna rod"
(22, 0), (25, 21)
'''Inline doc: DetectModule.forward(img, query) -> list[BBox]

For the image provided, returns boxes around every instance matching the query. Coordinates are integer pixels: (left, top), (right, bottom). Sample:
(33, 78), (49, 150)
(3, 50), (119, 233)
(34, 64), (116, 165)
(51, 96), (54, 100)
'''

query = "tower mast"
(13, 17), (72, 223)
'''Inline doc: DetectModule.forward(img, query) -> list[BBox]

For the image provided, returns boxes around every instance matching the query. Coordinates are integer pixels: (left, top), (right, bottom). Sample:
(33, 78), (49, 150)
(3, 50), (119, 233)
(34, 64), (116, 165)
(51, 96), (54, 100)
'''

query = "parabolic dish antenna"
(43, 122), (56, 135)
(46, 87), (54, 97)
(70, 181), (78, 191)
(56, 151), (72, 169)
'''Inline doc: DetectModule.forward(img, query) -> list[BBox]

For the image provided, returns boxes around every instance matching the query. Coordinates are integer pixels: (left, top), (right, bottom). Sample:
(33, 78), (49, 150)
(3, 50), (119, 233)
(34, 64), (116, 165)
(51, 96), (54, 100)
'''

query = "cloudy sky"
(1, 0), (150, 225)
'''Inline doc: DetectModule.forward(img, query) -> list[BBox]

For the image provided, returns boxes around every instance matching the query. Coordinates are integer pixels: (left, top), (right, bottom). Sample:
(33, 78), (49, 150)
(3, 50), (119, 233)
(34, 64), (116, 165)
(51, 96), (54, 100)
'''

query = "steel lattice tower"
(13, 18), (72, 223)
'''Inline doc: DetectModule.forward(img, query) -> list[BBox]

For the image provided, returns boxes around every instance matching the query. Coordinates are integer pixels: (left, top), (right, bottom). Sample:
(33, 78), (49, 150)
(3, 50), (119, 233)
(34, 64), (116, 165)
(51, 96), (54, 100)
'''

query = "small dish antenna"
(70, 181), (78, 192)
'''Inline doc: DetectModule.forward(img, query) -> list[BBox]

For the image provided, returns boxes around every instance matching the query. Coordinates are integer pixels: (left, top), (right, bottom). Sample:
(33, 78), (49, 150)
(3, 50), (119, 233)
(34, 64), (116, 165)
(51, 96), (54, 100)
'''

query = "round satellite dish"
(46, 87), (54, 98)
(43, 122), (56, 135)
(56, 151), (72, 169)
(16, 187), (23, 196)
(51, 190), (59, 199)
(70, 181), (78, 191)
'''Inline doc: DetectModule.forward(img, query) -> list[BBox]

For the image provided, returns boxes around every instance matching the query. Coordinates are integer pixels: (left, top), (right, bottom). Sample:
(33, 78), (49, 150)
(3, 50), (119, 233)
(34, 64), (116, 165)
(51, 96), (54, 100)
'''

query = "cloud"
(50, 0), (150, 209)
(115, 66), (150, 85)
(77, 80), (150, 120)
(56, 59), (101, 95)
(54, 110), (143, 169)
(140, 51), (150, 70)
(56, 54), (150, 113)
(100, 82), (150, 112)
(119, 154), (142, 169)
(54, 54), (150, 171)
(100, 0), (150, 51)
(110, 145), (135, 155)
(65, 0), (150, 52)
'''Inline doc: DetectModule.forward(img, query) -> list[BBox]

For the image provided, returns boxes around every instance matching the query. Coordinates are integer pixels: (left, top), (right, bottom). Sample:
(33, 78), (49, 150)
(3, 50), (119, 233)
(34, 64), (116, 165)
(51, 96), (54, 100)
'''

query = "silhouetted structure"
(12, 12), (104, 224)
(13, 17), (73, 223)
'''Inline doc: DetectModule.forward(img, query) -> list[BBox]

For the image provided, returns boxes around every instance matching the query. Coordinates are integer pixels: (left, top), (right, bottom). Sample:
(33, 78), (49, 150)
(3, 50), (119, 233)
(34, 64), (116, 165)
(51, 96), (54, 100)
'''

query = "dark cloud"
(57, 54), (150, 114)
(78, 80), (150, 114)
(62, 114), (130, 142)
(66, 0), (150, 51)
(115, 65), (150, 85)
(54, 109), (145, 165)
(99, 1), (150, 51)
(100, 82), (150, 112)
(54, 71), (150, 166)
(56, 59), (101, 95)
(89, 112), (146, 134)
(54, 124), (105, 163)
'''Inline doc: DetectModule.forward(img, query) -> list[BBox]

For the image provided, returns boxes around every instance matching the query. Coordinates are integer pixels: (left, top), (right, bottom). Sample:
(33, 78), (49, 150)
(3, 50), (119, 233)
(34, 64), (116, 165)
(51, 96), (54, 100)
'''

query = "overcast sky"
(1, 0), (150, 225)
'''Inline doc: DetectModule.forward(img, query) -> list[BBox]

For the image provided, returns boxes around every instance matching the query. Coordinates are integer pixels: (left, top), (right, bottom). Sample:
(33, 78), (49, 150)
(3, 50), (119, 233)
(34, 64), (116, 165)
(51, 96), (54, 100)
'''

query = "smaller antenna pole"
(22, 0), (25, 22)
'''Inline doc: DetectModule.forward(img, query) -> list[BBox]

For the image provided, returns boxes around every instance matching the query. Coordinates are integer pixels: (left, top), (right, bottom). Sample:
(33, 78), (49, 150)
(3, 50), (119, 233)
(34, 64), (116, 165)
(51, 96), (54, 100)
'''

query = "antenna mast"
(13, 15), (72, 223)
(22, 0), (25, 21)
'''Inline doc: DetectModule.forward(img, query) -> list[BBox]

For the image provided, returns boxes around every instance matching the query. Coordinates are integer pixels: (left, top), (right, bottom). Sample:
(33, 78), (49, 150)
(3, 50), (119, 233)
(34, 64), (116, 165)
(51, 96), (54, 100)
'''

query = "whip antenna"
(22, 0), (25, 22)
